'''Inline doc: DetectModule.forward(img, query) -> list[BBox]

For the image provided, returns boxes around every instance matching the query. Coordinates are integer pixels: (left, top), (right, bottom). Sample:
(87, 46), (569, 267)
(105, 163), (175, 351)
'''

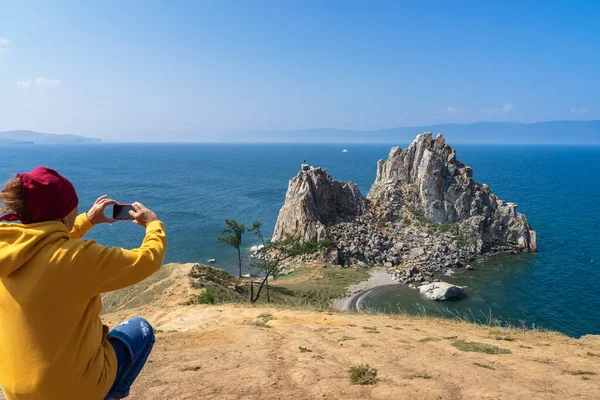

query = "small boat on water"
(207, 259), (216, 263)
(342, 149), (348, 153)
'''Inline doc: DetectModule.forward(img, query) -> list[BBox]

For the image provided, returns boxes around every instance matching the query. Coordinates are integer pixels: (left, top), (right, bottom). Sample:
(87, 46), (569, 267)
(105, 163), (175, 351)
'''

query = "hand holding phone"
(112, 204), (135, 220)
(113, 202), (159, 227)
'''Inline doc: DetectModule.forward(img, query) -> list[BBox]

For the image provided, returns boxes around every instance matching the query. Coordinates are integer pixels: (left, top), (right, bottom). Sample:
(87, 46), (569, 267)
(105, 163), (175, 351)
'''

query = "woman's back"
(0, 219), (117, 399)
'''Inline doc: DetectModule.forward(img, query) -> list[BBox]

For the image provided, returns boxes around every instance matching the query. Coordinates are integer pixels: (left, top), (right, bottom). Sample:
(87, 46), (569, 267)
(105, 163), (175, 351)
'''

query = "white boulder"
(418, 281), (464, 301)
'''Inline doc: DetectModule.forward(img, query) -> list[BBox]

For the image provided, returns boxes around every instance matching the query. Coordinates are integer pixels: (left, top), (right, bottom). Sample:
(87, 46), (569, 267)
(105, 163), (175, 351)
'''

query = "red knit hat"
(0, 167), (79, 224)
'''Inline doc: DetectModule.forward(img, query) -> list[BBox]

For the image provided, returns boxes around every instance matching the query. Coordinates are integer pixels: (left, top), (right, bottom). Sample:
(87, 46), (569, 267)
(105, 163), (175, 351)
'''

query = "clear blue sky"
(1, 0), (598, 141)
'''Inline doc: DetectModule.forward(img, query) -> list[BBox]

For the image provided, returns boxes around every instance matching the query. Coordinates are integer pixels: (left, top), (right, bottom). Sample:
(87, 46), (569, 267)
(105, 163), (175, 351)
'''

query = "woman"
(0, 167), (167, 400)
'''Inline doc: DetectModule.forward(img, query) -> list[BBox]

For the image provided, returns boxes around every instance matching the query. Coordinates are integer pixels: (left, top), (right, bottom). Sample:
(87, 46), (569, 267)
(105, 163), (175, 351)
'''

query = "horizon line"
(2, 118), (600, 139)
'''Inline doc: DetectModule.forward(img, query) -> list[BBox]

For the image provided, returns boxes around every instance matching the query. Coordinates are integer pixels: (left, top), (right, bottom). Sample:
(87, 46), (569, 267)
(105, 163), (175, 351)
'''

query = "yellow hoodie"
(0, 213), (167, 400)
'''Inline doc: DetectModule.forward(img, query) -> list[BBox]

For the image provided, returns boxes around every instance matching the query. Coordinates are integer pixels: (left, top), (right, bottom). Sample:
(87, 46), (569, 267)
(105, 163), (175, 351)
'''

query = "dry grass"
(406, 371), (432, 379)
(96, 263), (600, 400)
(349, 364), (378, 385)
(419, 337), (441, 343)
(565, 370), (597, 376)
(452, 341), (511, 354)
(474, 362), (496, 370)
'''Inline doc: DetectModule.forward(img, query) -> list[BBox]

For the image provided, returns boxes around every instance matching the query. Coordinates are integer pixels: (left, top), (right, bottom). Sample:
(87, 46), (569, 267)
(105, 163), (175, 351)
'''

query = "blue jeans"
(104, 317), (155, 399)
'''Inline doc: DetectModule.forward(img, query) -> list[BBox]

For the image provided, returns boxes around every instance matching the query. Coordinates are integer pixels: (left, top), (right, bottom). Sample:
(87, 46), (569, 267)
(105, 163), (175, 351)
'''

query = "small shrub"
(154, 329), (164, 334)
(363, 326), (377, 330)
(407, 371), (432, 379)
(245, 320), (270, 328)
(299, 346), (312, 353)
(582, 376), (591, 380)
(519, 345), (533, 349)
(473, 362), (495, 370)
(494, 336), (516, 342)
(312, 355), (324, 359)
(452, 341), (511, 355)
(535, 359), (552, 364)
(258, 313), (276, 323)
(419, 337), (441, 343)
(197, 290), (218, 304)
(337, 335), (355, 342)
(180, 365), (201, 372)
(349, 364), (378, 385)
(587, 352), (599, 357)
(393, 327), (403, 330)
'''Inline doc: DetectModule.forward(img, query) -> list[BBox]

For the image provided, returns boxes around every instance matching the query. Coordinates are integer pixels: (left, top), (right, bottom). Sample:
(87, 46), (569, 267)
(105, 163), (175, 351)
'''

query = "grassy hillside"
(99, 262), (600, 399)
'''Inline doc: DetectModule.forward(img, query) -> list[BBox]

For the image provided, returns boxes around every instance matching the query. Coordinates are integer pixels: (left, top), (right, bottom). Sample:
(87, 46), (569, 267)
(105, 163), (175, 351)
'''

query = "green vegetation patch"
(299, 346), (313, 353)
(349, 364), (378, 385)
(452, 341), (511, 355)
(197, 290), (218, 304)
(188, 261), (370, 309)
(268, 265), (370, 308)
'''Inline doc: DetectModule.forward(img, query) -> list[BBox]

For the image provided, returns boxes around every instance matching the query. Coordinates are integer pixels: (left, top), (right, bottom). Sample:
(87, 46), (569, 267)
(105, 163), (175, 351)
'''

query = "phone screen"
(113, 204), (135, 220)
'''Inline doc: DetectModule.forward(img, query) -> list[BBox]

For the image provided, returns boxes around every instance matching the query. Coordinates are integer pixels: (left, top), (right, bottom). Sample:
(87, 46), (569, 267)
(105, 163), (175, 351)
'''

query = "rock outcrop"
(272, 133), (537, 284)
(272, 166), (367, 242)
(368, 132), (536, 253)
(418, 282), (464, 301)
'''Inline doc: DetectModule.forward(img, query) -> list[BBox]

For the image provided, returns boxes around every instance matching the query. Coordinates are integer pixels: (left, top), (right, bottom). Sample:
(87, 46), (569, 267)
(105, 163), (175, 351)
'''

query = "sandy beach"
(331, 267), (399, 311)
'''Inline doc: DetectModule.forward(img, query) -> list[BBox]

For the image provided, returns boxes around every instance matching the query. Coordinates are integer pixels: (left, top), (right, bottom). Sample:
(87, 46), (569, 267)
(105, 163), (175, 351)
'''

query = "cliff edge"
(368, 132), (536, 252)
(272, 166), (367, 242)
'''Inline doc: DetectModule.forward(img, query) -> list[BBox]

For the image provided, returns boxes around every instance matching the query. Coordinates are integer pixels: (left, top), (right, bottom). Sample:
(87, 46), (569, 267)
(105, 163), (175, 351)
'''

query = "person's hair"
(0, 177), (25, 217)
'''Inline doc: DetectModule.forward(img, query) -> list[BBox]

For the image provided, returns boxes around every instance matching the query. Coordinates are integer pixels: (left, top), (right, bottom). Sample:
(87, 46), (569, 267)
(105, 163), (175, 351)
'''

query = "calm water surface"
(1, 143), (598, 337)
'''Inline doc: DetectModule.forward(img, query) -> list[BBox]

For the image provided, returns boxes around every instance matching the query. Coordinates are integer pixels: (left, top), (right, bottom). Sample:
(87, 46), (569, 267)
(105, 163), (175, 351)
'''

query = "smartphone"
(112, 204), (135, 220)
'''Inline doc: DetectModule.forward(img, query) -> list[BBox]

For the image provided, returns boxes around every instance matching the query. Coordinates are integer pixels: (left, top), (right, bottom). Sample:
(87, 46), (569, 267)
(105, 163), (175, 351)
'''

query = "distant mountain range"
(0, 130), (101, 145)
(239, 120), (600, 145)
(2, 120), (599, 144)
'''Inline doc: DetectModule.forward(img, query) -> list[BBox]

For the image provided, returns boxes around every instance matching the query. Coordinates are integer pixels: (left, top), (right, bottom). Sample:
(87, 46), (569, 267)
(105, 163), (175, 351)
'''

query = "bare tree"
(250, 237), (331, 304)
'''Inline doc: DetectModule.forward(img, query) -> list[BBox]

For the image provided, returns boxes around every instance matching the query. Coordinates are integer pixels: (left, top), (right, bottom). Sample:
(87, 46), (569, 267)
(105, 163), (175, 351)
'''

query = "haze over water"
(1, 142), (598, 337)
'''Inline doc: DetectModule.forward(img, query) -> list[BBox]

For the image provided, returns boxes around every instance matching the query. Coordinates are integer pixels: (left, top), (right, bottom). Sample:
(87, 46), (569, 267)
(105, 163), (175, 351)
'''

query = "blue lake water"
(1, 143), (598, 337)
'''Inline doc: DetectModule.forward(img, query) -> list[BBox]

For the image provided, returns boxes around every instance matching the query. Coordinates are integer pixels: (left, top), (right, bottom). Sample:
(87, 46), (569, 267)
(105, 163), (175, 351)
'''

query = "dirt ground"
(100, 264), (600, 400)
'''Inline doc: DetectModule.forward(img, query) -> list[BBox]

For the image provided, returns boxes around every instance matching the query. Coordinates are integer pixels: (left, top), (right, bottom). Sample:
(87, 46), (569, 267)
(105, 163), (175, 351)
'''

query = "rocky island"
(272, 132), (537, 288)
